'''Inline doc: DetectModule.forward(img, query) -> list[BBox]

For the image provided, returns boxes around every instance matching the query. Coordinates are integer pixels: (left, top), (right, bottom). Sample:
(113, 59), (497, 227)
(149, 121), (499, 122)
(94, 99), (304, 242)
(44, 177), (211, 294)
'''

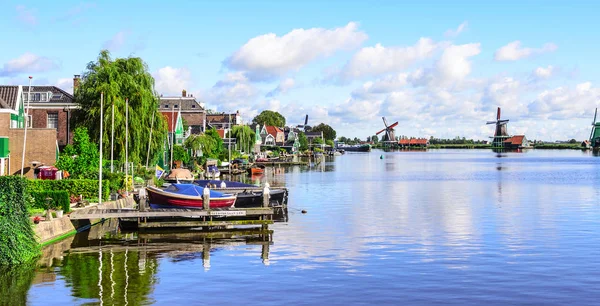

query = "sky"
(1, 0), (599, 141)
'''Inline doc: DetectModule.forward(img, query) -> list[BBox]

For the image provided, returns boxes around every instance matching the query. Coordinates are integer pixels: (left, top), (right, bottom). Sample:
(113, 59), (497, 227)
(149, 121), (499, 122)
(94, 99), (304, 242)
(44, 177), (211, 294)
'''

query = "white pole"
(20, 76), (32, 177)
(125, 98), (129, 196)
(111, 101), (114, 173)
(228, 113), (231, 172)
(170, 104), (174, 169)
(145, 109), (155, 168)
(99, 92), (103, 205)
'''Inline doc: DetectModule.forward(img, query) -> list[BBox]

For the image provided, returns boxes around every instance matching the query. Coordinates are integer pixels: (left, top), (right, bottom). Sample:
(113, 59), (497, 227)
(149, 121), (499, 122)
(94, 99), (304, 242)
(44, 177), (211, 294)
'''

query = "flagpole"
(145, 109), (155, 168)
(20, 76), (32, 177)
(99, 92), (104, 205)
(170, 104), (174, 170)
(125, 98), (129, 196)
(111, 100), (114, 173)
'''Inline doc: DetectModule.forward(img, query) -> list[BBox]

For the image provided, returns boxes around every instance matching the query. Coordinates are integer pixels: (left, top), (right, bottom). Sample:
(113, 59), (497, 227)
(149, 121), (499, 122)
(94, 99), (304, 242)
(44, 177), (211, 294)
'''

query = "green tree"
(252, 110), (286, 127)
(230, 125), (255, 153)
(298, 132), (309, 151)
(172, 145), (190, 164)
(312, 137), (324, 145)
(56, 127), (100, 179)
(326, 139), (334, 147)
(371, 135), (379, 143)
(72, 50), (168, 166)
(311, 123), (337, 141)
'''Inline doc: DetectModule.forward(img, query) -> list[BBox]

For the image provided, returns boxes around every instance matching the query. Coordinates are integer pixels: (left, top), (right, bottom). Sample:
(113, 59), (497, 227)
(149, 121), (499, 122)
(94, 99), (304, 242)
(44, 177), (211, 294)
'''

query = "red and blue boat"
(146, 184), (237, 209)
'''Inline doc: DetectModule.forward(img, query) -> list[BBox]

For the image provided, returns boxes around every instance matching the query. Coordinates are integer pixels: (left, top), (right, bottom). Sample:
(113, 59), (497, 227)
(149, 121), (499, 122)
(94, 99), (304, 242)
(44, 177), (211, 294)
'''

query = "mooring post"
(203, 186), (211, 210)
(263, 182), (270, 208)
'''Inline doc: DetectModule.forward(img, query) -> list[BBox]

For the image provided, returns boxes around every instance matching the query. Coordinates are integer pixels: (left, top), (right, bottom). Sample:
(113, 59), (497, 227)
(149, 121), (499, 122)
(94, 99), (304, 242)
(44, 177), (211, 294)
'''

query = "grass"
(27, 207), (45, 217)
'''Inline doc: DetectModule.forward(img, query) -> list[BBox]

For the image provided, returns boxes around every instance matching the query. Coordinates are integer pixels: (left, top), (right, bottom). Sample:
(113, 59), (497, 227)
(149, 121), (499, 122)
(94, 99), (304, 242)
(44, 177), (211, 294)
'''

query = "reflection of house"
(206, 111), (241, 130)
(260, 125), (285, 146)
(399, 138), (429, 148)
(159, 89), (206, 134)
(503, 135), (530, 149)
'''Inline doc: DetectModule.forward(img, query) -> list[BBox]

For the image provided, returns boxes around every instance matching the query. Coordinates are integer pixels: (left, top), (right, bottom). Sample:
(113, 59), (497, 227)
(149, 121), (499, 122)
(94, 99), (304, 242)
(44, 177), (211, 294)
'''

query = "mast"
(99, 92), (103, 204)
(20, 76), (32, 177)
(111, 100), (115, 173)
(125, 98), (129, 196)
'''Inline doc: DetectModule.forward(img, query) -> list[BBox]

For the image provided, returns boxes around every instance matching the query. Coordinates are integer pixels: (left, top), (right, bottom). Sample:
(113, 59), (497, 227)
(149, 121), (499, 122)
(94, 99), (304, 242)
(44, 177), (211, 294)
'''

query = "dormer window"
(164, 105), (169, 108)
(52, 93), (62, 100)
(191, 105), (196, 108)
(174, 105), (178, 108)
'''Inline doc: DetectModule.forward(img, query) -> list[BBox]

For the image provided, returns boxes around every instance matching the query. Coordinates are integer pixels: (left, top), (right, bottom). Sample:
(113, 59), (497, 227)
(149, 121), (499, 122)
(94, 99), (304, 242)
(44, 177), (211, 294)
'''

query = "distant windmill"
(297, 114), (309, 132)
(376, 117), (399, 144)
(486, 107), (510, 147)
(589, 108), (600, 148)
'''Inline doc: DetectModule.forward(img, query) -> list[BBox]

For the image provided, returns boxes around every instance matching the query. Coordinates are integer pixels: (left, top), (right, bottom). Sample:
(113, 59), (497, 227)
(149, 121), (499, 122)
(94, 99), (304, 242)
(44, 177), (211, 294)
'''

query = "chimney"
(73, 75), (81, 90)
(182, 89), (187, 97)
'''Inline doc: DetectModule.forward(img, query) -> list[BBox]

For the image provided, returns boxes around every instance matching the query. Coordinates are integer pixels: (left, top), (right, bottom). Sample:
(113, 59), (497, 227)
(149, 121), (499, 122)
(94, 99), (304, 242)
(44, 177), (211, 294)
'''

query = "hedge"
(0, 177), (40, 266)
(30, 191), (70, 213)
(27, 179), (110, 202)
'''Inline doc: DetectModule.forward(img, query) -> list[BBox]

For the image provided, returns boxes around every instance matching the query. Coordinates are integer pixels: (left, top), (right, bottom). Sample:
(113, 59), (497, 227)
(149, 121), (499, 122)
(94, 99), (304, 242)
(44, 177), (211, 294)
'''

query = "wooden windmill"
(486, 107), (510, 147)
(297, 114), (309, 132)
(376, 117), (399, 144)
(589, 108), (600, 148)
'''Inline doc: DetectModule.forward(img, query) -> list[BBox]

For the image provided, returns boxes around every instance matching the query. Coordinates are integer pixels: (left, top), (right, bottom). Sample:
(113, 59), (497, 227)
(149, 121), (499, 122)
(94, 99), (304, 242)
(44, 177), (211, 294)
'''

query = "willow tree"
(72, 50), (167, 166)
(230, 125), (255, 153)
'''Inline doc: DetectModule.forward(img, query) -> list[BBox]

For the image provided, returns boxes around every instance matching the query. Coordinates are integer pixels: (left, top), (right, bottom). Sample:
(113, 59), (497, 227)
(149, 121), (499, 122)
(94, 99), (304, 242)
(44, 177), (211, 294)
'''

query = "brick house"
(206, 111), (242, 130)
(159, 89), (206, 134)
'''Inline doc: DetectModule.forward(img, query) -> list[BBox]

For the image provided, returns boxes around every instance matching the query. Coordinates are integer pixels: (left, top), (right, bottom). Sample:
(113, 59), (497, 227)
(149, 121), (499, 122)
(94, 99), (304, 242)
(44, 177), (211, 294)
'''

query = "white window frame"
(27, 115), (32, 128)
(47, 112), (58, 129)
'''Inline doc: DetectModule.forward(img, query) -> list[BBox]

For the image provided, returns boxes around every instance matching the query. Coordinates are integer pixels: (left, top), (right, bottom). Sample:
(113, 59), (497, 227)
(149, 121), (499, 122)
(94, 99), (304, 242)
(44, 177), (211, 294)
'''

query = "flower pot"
(56, 210), (63, 218)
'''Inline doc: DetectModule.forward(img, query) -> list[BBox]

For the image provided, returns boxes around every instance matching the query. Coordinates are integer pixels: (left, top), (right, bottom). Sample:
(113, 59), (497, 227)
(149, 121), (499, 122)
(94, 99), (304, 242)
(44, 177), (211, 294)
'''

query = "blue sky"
(1, 0), (599, 141)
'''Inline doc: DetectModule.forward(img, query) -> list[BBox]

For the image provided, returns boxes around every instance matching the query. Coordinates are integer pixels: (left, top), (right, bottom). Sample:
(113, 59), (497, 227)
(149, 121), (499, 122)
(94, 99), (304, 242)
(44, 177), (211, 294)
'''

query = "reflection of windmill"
(376, 117), (399, 144)
(486, 107), (510, 148)
(589, 108), (600, 148)
(297, 114), (309, 132)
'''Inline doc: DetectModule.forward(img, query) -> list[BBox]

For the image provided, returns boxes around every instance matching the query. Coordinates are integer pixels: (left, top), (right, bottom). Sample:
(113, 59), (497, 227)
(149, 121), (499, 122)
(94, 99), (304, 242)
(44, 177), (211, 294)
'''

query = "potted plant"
(33, 216), (42, 224)
(55, 209), (63, 218)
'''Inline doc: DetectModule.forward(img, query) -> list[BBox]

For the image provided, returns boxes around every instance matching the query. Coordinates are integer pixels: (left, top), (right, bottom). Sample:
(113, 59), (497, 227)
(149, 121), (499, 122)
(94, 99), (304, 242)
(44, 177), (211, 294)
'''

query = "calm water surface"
(6, 149), (600, 305)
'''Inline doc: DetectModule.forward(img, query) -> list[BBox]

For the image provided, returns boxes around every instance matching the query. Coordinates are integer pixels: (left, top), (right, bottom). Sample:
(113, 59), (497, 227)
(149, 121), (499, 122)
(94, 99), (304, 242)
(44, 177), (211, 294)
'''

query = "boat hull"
(146, 186), (236, 209)
(235, 189), (287, 208)
(338, 145), (371, 152)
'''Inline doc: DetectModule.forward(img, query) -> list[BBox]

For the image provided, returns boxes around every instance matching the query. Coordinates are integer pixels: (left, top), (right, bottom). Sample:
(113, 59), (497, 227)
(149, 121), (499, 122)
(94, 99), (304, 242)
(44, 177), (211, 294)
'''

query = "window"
(174, 105), (178, 108)
(191, 105), (196, 108)
(52, 93), (63, 100)
(27, 115), (32, 128)
(40, 93), (47, 102)
(31, 93), (41, 101)
(22, 93), (28, 102)
(47, 113), (58, 129)
(164, 105), (169, 108)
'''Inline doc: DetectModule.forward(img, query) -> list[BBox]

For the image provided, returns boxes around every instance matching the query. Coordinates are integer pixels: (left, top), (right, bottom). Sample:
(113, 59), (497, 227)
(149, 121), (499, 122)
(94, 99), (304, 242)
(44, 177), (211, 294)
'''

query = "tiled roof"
(399, 138), (428, 145)
(399, 139), (410, 145)
(160, 111), (178, 133)
(0, 86), (19, 109)
(504, 135), (525, 145)
(206, 113), (237, 124)
(0, 97), (9, 109)
(159, 97), (204, 111)
(265, 126), (283, 137)
(23, 86), (73, 103)
(216, 129), (225, 138)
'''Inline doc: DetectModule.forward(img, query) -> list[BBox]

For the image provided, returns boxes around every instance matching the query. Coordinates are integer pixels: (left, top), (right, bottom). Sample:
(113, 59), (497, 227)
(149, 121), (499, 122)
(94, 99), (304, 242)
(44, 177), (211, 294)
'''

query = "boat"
(336, 143), (371, 152)
(248, 164), (265, 175)
(206, 165), (220, 178)
(146, 184), (236, 209)
(195, 180), (287, 208)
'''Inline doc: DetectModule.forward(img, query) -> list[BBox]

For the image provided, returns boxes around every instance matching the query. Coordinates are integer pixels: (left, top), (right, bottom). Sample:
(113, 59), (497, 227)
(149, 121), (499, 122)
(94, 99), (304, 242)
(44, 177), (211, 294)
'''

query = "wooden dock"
(69, 207), (274, 220)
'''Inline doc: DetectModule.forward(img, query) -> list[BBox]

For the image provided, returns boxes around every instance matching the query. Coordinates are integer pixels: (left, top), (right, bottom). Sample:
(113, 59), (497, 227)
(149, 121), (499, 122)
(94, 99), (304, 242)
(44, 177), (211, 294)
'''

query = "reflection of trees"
(60, 249), (158, 305)
(0, 264), (36, 306)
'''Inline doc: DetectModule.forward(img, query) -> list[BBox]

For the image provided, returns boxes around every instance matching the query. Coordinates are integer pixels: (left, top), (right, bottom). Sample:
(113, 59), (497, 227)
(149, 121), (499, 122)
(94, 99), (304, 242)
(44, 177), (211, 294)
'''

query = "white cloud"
(153, 66), (192, 96)
(481, 77), (523, 116)
(336, 38), (439, 81)
(351, 73), (409, 99)
(533, 65), (554, 79)
(528, 82), (600, 120)
(55, 2), (96, 23)
(444, 21), (468, 38)
(16, 5), (37, 27)
(224, 22), (367, 80)
(103, 31), (129, 52)
(0, 53), (60, 76)
(436, 43), (481, 85)
(206, 73), (258, 112)
(494, 41), (557, 61)
(55, 78), (73, 94)
(266, 78), (295, 97)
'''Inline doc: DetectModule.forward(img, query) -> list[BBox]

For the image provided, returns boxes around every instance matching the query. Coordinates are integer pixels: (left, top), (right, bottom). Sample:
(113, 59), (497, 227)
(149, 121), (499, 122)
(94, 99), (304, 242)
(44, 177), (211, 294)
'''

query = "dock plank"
(69, 207), (274, 220)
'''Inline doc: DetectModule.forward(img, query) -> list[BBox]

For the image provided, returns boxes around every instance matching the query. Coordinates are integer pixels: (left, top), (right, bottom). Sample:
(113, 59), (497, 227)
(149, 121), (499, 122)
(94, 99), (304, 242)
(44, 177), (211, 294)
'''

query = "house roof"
(23, 86), (74, 103)
(399, 138), (428, 145)
(159, 97), (204, 112)
(216, 129), (225, 138)
(399, 139), (410, 145)
(504, 135), (525, 145)
(206, 113), (238, 124)
(265, 126), (283, 138)
(160, 111), (179, 133)
(0, 86), (19, 109)
(304, 131), (322, 138)
(0, 97), (9, 109)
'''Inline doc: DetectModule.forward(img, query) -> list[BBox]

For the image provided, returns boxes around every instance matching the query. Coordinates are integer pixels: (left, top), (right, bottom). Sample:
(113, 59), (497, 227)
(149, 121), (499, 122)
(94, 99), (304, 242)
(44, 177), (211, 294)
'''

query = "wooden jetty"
(254, 161), (308, 166)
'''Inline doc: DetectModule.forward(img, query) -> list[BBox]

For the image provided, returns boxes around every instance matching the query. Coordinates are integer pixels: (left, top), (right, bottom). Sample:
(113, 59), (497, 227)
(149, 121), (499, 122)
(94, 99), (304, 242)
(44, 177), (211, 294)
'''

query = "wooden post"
(203, 186), (210, 210)
(262, 183), (270, 208)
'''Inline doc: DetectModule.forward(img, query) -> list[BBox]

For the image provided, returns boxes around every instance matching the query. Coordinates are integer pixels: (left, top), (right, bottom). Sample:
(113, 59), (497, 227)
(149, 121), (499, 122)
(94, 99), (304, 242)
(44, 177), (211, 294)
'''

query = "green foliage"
(230, 125), (256, 153)
(0, 177), (40, 266)
(312, 137), (324, 145)
(30, 191), (70, 212)
(252, 110), (286, 127)
(71, 50), (168, 166)
(311, 123), (337, 141)
(184, 129), (224, 164)
(371, 135), (379, 143)
(172, 145), (190, 164)
(298, 132), (308, 151)
(102, 172), (125, 193)
(56, 127), (99, 179)
(326, 139), (334, 147)
(27, 179), (110, 201)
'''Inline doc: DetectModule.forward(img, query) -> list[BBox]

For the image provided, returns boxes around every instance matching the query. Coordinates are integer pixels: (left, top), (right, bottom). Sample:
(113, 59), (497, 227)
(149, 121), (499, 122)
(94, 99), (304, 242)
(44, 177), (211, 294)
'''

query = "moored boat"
(147, 184), (236, 209)
(336, 143), (371, 152)
(248, 164), (265, 175)
(195, 180), (287, 208)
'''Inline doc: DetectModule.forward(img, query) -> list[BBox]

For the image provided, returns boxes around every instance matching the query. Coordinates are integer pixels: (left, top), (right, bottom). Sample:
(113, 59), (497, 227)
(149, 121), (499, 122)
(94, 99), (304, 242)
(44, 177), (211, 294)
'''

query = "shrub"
(0, 177), (40, 266)
(27, 179), (110, 201)
(30, 191), (70, 213)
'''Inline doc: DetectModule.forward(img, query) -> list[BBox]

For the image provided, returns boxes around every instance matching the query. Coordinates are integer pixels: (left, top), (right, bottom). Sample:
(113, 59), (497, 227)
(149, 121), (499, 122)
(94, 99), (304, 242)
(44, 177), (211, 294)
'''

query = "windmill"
(376, 117), (399, 144)
(486, 107), (510, 147)
(297, 114), (309, 132)
(589, 108), (600, 148)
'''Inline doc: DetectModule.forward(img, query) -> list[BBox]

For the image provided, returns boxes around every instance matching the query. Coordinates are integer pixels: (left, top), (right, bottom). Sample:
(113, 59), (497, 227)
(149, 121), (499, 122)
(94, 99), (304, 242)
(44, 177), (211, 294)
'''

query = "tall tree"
(252, 110), (286, 127)
(310, 123), (337, 141)
(230, 125), (255, 153)
(72, 50), (168, 166)
(55, 127), (99, 179)
(298, 132), (308, 151)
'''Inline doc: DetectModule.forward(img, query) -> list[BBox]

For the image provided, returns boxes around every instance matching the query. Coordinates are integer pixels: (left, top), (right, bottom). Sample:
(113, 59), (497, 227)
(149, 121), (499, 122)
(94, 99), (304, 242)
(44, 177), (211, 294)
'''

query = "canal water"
(3, 149), (600, 305)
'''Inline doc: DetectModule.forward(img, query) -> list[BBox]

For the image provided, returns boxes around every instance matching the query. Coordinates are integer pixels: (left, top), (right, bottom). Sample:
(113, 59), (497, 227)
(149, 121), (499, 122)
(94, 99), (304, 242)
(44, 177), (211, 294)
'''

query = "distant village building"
(503, 135), (530, 149)
(260, 125), (285, 146)
(206, 111), (242, 130)
(399, 138), (429, 148)
(159, 90), (206, 134)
